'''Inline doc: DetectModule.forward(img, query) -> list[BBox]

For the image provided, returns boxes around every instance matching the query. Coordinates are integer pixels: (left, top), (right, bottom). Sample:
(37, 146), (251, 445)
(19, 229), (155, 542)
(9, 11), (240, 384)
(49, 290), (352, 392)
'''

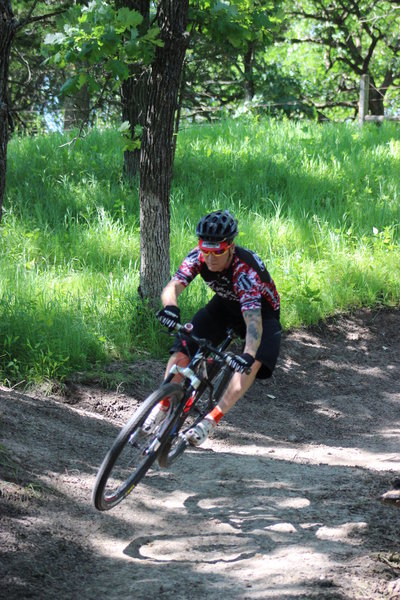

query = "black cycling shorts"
(170, 295), (281, 379)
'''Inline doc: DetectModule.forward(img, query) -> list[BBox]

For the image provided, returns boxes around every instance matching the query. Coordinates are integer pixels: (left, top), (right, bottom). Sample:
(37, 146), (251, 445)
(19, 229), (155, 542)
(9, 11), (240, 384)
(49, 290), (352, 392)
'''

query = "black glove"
(227, 352), (255, 374)
(157, 305), (181, 331)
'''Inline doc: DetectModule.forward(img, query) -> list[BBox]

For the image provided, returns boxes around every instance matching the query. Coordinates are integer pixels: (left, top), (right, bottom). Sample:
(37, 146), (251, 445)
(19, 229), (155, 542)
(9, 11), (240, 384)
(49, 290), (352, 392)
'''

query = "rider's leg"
(165, 299), (229, 383)
(214, 359), (262, 415)
(142, 351), (190, 433)
(186, 318), (281, 445)
(215, 317), (281, 417)
(186, 360), (262, 446)
(164, 351), (190, 380)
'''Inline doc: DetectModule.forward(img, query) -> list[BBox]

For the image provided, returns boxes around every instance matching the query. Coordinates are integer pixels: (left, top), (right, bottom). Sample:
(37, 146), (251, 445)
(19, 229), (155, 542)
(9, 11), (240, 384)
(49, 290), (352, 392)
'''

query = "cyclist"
(144, 209), (281, 446)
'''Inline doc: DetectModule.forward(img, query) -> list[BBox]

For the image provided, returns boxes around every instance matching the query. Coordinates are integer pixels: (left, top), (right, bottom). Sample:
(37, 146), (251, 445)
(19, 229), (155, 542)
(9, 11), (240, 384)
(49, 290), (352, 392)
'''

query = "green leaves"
(105, 59), (130, 80)
(116, 7), (143, 31)
(59, 77), (79, 96)
(280, 0), (400, 119)
(118, 122), (143, 151)
(42, 0), (161, 96)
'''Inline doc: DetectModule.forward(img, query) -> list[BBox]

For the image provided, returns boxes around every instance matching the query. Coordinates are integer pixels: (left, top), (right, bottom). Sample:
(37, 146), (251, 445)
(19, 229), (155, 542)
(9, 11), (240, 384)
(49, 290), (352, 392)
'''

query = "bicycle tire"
(212, 363), (234, 402)
(92, 383), (184, 511)
(157, 417), (192, 468)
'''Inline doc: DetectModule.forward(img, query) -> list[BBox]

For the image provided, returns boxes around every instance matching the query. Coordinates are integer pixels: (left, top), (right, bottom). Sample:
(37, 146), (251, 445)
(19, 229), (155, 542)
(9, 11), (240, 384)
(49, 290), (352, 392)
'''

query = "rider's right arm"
(161, 280), (186, 307)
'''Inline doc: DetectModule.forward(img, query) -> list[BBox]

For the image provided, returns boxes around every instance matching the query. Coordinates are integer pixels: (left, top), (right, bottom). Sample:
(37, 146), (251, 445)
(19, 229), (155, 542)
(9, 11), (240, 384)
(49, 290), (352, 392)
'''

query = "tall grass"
(2, 118), (400, 386)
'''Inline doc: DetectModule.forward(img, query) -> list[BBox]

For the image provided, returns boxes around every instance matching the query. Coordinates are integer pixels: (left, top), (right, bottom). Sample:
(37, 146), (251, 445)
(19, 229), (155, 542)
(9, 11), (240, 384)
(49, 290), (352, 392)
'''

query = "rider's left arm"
(242, 308), (263, 358)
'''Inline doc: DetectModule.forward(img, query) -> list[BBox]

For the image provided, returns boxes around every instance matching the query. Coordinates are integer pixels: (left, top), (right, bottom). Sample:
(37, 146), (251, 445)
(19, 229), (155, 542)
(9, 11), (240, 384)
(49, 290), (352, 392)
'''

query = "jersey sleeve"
(232, 248), (280, 315)
(233, 268), (263, 312)
(172, 248), (203, 288)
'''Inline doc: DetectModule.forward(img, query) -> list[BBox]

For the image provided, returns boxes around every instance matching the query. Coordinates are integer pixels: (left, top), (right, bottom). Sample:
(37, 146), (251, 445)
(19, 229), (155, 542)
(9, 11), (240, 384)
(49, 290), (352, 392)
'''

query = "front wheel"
(92, 383), (184, 511)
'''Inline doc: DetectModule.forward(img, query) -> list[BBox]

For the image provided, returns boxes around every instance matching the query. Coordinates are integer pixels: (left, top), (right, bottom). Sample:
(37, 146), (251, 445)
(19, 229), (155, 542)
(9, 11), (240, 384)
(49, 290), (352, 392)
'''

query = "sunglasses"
(201, 246), (232, 257)
(199, 240), (232, 256)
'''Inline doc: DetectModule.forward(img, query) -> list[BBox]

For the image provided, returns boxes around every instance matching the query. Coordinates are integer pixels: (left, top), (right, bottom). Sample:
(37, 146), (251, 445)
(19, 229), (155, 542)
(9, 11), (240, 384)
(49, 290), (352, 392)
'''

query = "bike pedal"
(181, 433), (191, 447)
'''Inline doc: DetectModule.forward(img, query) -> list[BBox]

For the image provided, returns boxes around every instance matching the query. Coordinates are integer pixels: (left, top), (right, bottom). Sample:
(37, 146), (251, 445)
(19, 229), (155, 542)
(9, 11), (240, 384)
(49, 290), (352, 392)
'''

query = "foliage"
(42, 0), (161, 101)
(9, 0), (288, 130)
(8, 1), (75, 133)
(7, 0), (400, 128)
(190, 0), (282, 48)
(277, 0), (400, 119)
(2, 118), (400, 386)
(182, 0), (287, 119)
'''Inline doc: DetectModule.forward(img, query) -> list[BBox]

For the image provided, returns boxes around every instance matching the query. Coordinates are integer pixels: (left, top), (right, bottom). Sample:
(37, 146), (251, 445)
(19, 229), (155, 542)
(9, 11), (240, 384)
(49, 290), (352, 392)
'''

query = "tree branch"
(13, 49), (32, 84)
(362, 35), (379, 72)
(17, 0), (40, 28)
(16, 3), (69, 31)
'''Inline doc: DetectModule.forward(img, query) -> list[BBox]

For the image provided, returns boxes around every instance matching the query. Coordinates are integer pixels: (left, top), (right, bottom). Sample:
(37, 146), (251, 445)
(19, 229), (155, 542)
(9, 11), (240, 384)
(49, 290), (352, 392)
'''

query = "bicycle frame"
(158, 325), (237, 450)
(164, 323), (235, 397)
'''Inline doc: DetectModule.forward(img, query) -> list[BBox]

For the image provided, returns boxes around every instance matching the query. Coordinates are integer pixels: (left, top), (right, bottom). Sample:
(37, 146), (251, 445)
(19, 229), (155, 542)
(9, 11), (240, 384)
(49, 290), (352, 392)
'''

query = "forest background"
(1, 0), (400, 388)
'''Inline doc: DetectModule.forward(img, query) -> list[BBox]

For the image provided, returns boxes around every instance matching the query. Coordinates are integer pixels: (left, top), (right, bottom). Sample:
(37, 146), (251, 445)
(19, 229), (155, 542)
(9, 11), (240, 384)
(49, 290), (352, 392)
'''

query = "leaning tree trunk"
(0, 0), (16, 223)
(138, 0), (189, 304)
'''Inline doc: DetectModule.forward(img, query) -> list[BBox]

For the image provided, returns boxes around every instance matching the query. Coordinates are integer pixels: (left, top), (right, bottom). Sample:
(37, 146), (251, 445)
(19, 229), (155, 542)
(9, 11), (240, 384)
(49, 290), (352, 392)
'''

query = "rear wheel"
(92, 383), (184, 511)
(158, 362), (234, 468)
(157, 404), (201, 467)
(158, 384), (212, 468)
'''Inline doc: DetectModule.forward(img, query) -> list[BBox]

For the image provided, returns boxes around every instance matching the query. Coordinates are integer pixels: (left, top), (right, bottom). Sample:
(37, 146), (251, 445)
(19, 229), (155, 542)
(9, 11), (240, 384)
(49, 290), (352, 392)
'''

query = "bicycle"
(92, 322), (248, 511)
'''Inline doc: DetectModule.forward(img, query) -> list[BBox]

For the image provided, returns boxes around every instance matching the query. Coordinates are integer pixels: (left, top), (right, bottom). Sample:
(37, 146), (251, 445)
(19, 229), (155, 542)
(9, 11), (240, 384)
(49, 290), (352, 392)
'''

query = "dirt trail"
(1, 308), (399, 600)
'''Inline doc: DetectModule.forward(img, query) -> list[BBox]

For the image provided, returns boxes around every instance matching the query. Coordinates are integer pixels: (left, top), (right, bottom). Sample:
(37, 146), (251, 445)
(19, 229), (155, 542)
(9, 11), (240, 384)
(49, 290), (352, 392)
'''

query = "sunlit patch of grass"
(1, 119), (399, 385)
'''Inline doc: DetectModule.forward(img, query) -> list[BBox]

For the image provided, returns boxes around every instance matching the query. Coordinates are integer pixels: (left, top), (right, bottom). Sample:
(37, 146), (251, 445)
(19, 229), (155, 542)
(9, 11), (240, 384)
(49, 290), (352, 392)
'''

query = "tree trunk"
(117, 0), (150, 180)
(0, 0), (16, 223)
(243, 41), (255, 102)
(172, 57), (186, 162)
(121, 68), (149, 179)
(369, 76), (385, 116)
(138, 0), (189, 305)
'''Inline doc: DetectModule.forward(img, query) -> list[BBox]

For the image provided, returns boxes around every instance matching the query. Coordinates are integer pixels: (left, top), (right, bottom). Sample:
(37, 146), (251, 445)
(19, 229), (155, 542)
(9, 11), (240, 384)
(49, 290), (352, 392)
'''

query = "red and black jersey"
(172, 246), (280, 319)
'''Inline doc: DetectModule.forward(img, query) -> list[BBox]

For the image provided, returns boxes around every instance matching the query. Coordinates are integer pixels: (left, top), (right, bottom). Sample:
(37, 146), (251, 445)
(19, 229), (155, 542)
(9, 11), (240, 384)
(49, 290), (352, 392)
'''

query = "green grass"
(2, 117), (400, 386)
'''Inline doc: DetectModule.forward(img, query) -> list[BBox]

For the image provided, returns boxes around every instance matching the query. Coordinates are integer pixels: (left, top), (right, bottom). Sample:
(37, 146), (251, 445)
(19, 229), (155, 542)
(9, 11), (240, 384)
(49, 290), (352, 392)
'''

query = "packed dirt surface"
(1, 307), (399, 600)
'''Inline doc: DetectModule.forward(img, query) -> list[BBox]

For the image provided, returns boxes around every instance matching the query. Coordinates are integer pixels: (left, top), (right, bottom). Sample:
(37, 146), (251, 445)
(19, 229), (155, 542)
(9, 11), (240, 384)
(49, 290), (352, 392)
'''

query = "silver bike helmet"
(196, 210), (238, 242)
